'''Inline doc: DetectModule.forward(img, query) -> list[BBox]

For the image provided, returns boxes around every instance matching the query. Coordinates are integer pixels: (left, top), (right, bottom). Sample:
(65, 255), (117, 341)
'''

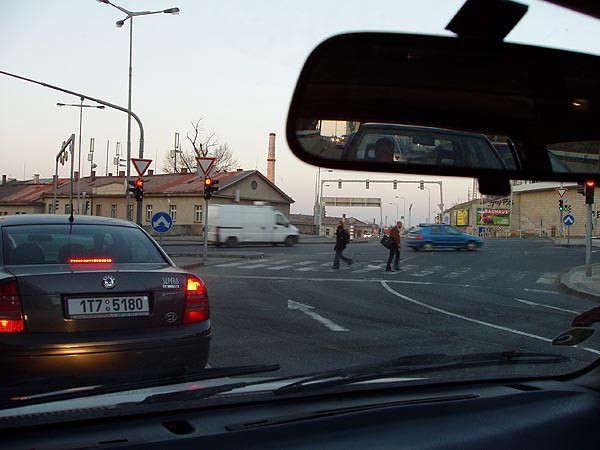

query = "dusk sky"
(1, 1), (599, 224)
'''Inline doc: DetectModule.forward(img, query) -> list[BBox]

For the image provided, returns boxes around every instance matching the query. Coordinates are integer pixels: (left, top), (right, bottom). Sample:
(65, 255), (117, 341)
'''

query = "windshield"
(1, 0), (600, 415)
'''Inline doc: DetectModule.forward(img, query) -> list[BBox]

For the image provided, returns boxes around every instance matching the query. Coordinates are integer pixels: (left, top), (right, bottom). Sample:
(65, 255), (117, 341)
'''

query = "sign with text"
(456, 209), (470, 226)
(477, 208), (510, 226)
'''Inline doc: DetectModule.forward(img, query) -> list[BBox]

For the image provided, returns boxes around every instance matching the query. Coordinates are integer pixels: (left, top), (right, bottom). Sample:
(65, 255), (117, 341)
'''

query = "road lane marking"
(380, 281), (600, 356)
(411, 266), (445, 277)
(442, 267), (472, 279)
(294, 261), (319, 266)
(524, 289), (559, 295)
(239, 263), (267, 269)
(351, 264), (384, 274)
(268, 265), (294, 271)
(514, 298), (580, 315)
(201, 273), (435, 284)
(288, 300), (348, 331)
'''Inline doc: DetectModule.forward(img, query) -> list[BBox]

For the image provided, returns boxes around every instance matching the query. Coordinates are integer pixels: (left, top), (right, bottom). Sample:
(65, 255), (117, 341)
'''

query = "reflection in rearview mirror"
(298, 120), (510, 171)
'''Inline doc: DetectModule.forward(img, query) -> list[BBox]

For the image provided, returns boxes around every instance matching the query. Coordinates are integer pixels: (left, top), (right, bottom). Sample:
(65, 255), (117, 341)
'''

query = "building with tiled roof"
(0, 170), (295, 236)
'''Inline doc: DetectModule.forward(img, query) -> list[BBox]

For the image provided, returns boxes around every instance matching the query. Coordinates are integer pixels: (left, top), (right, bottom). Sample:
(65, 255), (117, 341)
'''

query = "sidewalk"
(551, 238), (600, 301)
(156, 235), (370, 246)
(560, 264), (600, 302)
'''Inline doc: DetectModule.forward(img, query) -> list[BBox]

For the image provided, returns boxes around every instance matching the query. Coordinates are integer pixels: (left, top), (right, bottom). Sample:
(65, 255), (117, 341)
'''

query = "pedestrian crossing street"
(211, 259), (559, 284)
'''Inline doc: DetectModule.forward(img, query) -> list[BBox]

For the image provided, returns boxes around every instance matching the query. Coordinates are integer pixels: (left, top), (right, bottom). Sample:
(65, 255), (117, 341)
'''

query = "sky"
(1, 0), (599, 225)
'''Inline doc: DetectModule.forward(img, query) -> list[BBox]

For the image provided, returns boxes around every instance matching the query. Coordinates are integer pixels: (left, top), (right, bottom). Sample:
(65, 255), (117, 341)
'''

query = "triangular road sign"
(131, 158), (152, 177)
(196, 157), (215, 177)
(556, 187), (568, 198)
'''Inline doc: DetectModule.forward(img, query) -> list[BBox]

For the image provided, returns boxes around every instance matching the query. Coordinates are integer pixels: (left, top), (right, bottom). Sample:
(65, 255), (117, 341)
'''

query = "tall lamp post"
(389, 202), (399, 223)
(57, 99), (104, 214)
(394, 196), (407, 222)
(97, 0), (179, 220)
(314, 168), (332, 234)
(423, 187), (431, 223)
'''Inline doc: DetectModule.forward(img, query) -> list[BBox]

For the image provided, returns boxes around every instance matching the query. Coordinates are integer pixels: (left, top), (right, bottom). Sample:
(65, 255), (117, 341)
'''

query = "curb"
(559, 266), (600, 303)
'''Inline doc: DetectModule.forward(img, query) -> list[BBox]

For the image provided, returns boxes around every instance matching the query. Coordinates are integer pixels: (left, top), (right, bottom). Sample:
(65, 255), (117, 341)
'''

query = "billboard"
(442, 213), (450, 225)
(477, 208), (510, 226)
(456, 209), (470, 226)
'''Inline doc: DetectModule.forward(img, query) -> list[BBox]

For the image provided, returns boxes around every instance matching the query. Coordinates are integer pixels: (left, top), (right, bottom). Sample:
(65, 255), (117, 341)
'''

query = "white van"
(207, 204), (300, 247)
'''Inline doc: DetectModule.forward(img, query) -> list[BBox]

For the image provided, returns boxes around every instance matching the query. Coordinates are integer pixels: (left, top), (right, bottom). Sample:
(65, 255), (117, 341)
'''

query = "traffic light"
(203, 177), (220, 200)
(559, 199), (564, 211)
(366, 180), (370, 189)
(322, 207), (326, 218)
(338, 180), (342, 189)
(585, 180), (595, 204)
(393, 180), (397, 190)
(577, 182), (585, 196)
(134, 179), (144, 201)
(419, 180), (424, 190)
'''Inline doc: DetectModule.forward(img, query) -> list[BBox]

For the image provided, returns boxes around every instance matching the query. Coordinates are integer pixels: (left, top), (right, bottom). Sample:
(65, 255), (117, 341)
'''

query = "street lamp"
(57, 99), (104, 214)
(97, 0), (179, 220)
(314, 168), (332, 234)
(423, 187), (431, 223)
(394, 196), (407, 222)
(389, 202), (398, 223)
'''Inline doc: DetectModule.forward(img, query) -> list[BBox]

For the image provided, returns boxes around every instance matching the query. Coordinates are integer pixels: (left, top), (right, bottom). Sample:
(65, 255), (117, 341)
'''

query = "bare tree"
(162, 119), (239, 173)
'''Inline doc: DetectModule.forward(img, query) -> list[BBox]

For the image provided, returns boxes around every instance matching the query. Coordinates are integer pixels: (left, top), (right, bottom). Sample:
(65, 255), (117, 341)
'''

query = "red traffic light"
(135, 179), (144, 188)
(205, 178), (213, 186)
(586, 180), (595, 188)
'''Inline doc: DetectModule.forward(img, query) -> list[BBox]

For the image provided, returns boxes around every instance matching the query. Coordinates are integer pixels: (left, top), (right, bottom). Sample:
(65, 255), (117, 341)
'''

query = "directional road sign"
(151, 212), (173, 233)
(131, 158), (152, 177)
(556, 187), (568, 198)
(563, 214), (575, 226)
(196, 157), (215, 177)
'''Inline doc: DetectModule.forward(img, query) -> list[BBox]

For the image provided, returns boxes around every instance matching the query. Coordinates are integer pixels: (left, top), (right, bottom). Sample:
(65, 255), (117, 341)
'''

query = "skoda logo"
(101, 275), (116, 289)
(164, 312), (178, 323)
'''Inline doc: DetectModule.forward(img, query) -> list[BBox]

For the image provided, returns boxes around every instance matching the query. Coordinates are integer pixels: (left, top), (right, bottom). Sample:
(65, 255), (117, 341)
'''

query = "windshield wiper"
(273, 351), (569, 396)
(1, 364), (280, 410)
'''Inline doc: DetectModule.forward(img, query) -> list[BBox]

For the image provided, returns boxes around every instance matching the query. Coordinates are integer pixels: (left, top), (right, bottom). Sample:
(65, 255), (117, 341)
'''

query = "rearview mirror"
(286, 33), (600, 189)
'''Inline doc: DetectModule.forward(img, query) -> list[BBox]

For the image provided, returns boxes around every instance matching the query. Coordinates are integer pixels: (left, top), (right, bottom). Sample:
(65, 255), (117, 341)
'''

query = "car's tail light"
(0, 279), (25, 333)
(184, 276), (209, 324)
(414, 234), (423, 240)
(69, 258), (113, 264)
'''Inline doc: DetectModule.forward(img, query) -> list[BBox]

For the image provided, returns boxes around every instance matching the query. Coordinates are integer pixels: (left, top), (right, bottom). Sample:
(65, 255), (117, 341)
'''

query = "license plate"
(67, 296), (150, 319)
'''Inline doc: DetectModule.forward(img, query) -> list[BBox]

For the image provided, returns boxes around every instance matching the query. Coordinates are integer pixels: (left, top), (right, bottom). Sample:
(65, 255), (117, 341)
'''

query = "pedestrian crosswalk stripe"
(214, 261), (246, 267)
(535, 272), (559, 284)
(268, 265), (294, 270)
(294, 261), (319, 266)
(351, 264), (384, 274)
(239, 263), (267, 269)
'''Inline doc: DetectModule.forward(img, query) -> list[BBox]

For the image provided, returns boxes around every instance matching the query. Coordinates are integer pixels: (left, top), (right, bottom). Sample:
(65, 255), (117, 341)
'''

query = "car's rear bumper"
(0, 322), (211, 383)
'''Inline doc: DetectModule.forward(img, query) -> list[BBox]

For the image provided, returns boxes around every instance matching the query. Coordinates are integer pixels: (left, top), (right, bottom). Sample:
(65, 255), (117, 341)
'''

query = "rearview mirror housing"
(286, 33), (600, 192)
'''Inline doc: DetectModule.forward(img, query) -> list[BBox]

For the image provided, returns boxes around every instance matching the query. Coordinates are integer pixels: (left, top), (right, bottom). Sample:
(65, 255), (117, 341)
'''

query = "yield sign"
(131, 158), (152, 177)
(195, 157), (215, 177)
(556, 187), (568, 198)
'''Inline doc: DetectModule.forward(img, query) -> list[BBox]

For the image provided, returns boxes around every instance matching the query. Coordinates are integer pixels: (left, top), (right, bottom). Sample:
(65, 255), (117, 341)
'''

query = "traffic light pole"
(136, 200), (143, 226)
(203, 197), (209, 264)
(586, 202), (592, 277)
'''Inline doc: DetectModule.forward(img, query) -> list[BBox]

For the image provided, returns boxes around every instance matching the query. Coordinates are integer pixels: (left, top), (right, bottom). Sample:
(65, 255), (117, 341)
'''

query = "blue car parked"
(406, 224), (482, 251)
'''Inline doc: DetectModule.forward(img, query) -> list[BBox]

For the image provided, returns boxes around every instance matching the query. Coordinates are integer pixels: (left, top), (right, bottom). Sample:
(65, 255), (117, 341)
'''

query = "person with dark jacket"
(332, 222), (353, 269)
(386, 221), (402, 272)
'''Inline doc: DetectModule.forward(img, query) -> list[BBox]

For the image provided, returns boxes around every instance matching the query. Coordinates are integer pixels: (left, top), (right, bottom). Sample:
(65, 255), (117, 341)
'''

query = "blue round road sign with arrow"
(563, 214), (575, 226)
(151, 212), (173, 233)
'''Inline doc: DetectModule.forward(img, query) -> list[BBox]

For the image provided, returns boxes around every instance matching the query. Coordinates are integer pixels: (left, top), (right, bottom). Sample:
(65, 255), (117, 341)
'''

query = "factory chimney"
(267, 133), (276, 184)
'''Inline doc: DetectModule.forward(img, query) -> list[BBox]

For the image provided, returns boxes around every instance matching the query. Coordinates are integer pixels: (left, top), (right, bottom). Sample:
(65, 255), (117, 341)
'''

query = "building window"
(111, 205), (117, 218)
(146, 205), (153, 222)
(96, 204), (102, 216)
(194, 205), (202, 223)
(251, 180), (258, 190)
(65, 204), (71, 214)
(128, 205), (133, 220)
(325, 228), (330, 236)
(170, 205), (177, 222)
(48, 204), (53, 214)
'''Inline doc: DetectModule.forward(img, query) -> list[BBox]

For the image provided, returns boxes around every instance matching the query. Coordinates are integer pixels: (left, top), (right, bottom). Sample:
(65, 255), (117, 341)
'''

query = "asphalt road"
(188, 238), (600, 379)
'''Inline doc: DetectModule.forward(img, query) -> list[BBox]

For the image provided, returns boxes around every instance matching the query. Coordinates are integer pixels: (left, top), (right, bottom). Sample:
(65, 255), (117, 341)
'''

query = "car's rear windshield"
(2, 224), (166, 265)
(410, 227), (426, 233)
